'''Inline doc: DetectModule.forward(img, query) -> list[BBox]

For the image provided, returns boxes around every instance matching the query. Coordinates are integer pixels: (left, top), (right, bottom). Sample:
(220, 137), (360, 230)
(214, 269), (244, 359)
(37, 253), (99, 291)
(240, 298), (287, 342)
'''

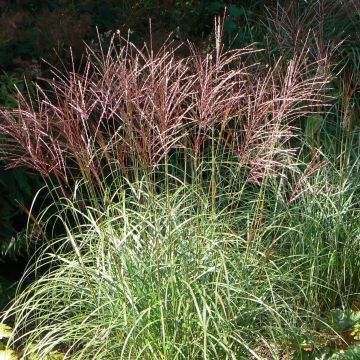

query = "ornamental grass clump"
(0, 179), (305, 359)
(3, 156), (360, 359)
(1, 22), (354, 359)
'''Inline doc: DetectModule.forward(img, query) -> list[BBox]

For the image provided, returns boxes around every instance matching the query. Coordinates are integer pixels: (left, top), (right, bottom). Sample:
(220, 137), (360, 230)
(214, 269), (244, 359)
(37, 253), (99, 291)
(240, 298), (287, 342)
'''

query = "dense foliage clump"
(0, 0), (360, 358)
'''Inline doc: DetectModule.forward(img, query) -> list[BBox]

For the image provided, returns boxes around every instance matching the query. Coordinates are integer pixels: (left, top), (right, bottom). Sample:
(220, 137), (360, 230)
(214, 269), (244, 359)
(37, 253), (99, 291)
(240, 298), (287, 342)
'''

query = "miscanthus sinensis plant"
(2, 154), (360, 359)
(2, 22), (359, 359)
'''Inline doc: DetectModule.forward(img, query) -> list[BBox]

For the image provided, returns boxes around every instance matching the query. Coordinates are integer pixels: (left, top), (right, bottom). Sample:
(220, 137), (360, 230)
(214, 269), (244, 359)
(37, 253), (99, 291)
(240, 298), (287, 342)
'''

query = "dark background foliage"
(0, 0), (265, 75)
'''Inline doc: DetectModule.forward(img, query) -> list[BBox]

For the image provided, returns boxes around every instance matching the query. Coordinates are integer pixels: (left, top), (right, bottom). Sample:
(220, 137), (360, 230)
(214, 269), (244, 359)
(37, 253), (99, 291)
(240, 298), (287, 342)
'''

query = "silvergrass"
(1, 20), (358, 359)
(1, 146), (359, 359)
